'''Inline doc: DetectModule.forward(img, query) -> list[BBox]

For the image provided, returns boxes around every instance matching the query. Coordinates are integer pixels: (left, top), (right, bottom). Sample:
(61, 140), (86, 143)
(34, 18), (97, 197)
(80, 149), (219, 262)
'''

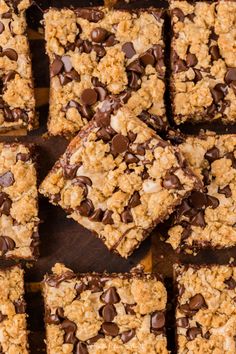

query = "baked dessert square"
(0, 265), (29, 353)
(170, 0), (236, 124)
(166, 133), (236, 252)
(0, 0), (36, 132)
(43, 263), (168, 354)
(44, 6), (167, 136)
(174, 264), (236, 354)
(39, 103), (200, 258)
(0, 142), (39, 259)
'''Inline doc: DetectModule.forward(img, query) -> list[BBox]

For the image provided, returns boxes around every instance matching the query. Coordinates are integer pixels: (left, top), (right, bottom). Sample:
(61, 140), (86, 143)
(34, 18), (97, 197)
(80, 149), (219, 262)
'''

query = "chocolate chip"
(75, 342), (88, 354)
(46, 313), (60, 325)
(50, 58), (63, 77)
(119, 90), (131, 104)
(124, 303), (136, 315)
(46, 271), (75, 287)
(140, 51), (155, 67)
(163, 173), (181, 189)
(100, 304), (117, 322)
(2, 48), (18, 61)
(14, 299), (26, 314)
(136, 144), (146, 156)
(172, 8), (185, 21)
(101, 287), (120, 304)
(92, 44), (106, 58)
(3, 70), (16, 85)
(127, 131), (137, 143)
(75, 282), (87, 296)
(126, 60), (143, 74)
(174, 58), (187, 73)
(81, 88), (97, 106)
(91, 27), (108, 43)
(191, 211), (206, 228)
(102, 322), (119, 336)
(124, 152), (139, 164)
(155, 59), (165, 78)
(76, 176), (92, 186)
(189, 191), (207, 210)
(128, 192), (141, 208)
(211, 83), (228, 103)
(187, 327), (202, 340)
(128, 72), (140, 90)
(0, 197), (12, 215)
(186, 53), (198, 67)
(78, 199), (94, 217)
(0, 171), (14, 187)
(102, 210), (114, 225)
(111, 134), (129, 154)
(218, 185), (232, 198)
(176, 317), (189, 328)
(225, 68), (236, 84)
(104, 34), (117, 47)
(189, 294), (207, 310)
(0, 22), (4, 34)
(0, 311), (7, 323)
(224, 277), (236, 289)
(193, 68), (202, 82)
(75, 8), (104, 22)
(96, 127), (112, 142)
(79, 105), (93, 119)
(95, 86), (107, 101)
(121, 329), (135, 343)
(204, 147), (220, 163)
(83, 40), (92, 53)
(179, 304), (197, 317)
(87, 278), (103, 293)
(231, 81), (236, 95)
(122, 42), (136, 59)
(89, 208), (103, 222)
(206, 195), (219, 209)
(16, 153), (30, 162)
(62, 164), (79, 180)
(210, 45), (220, 61)
(206, 103), (217, 116)
(153, 44), (163, 60)
(64, 332), (77, 345)
(61, 55), (72, 72)
(121, 209), (133, 223)
(61, 319), (77, 333)
(151, 311), (165, 330)
(87, 334), (104, 345)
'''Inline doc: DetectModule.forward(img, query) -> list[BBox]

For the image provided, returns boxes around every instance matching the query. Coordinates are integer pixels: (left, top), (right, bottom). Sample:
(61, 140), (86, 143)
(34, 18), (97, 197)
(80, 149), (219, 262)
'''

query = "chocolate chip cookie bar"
(44, 7), (167, 136)
(170, 0), (236, 124)
(43, 263), (168, 354)
(0, 265), (29, 353)
(0, 143), (39, 259)
(166, 133), (236, 253)
(0, 0), (36, 132)
(39, 102), (200, 258)
(174, 264), (236, 354)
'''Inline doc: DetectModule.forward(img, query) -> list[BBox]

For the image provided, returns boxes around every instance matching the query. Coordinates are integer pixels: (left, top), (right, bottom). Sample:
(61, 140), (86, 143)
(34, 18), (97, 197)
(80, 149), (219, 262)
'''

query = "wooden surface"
(0, 1), (235, 353)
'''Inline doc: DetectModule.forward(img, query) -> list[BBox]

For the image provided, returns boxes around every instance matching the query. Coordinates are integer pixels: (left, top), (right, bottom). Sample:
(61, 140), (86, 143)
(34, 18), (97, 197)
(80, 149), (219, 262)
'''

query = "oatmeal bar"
(44, 7), (166, 136)
(0, 265), (29, 353)
(166, 132), (236, 252)
(39, 102), (200, 258)
(0, 142), (39, 259)
(43, 263), (168, 354)
(0, 0), (36, 132)
(170, 0), (236, 124)
(174, 264), (236, 354)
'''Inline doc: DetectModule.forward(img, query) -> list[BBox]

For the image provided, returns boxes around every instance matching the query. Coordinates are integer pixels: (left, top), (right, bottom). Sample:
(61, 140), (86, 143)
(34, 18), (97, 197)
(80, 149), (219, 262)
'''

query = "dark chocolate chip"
(121, 209), (133, 223)
(89, 208), (103, 222)
(79, 105), (93, 119)
(186, 53), (198, 67)
(126, 60), (143, 74)
(0, 22), (4, 34)
(91, 27), (108, 43)
(209, 29), (219, 41)
(124, 152), (139, 164)
(101, 287), (120, 304)
(172, 8), (185, 21)
(153, 44), (163, 60)
(78, 199), (94, 217)
(119, 90), (131, 104)
(96, 127), (112, 141)
(95, 86), (107, 101)
(210, 45), (220, 61)
(14, 299), (26, 314)
(76, 176), (92, 186)
(104, 34), (117, 47)
(3, 70), (16, 85)
(61, 319), (77, 333)
(65, 69), (80, 81)
(127, 131), (137, 143)
(174, 59), (187, 73)
(83, 40), (92, 53)
(189, 294), (207, 310)
(218, 185), (232, 198)
(140, 51), (155, 67)
(124, 303), (136, 315)
(206, 195), (219, 209)
(64, 331), (77, 344)
(100, 304), (117, 322)
(179, 304), (197, 317)
(155, 59), (165, 78)
(122, 42), (136, 59)
(0, 171), (14, 187)
(2, 48), (18, 61)
(62, 164), (79, 180)
(187, 327), (202, 340)
(231, 81), (236, 95)
(61, 55), (72, 72)
(75, 282), (87, 295)
(0, 311), (7, 323)
(225, 68), (236, 84)
(193, 68), (202, 82)
(75, 8), (104, 22)
(206, 103), (217, 116)
(191, 211), (206, 228)
(128, 191), (141, 208)
(46, 271), (76, 287)
(46, 313), (60, 325)
(92, 44), (106, 58)
(102, 210), (114, 225)
(151, 311), (165, 330)
(0, 197), (12, 215)
(189, 191), (208, 210)
(224, 277), (236, 289)
(111, 134), (129, 154)
(136, 144), (146, 156)
(102, 322), (119, 336)
(211, 83), (228, 103)
(163, 173), (181, 189)
(121, 329), (135, 343)
(87, 278), (103, 293)
(81, 88), (98, 106)
(176, 317), (189, 328)
(204, 147), (220, 163)
(128, 72), (140, 90)
(50, 58), (63, 77)
(76, 342), (88, 354)
(12, 108), (28, 122)
(59, 73), (71, 86)
(87, 334), (104, 345)
(16, 153), (30, 162)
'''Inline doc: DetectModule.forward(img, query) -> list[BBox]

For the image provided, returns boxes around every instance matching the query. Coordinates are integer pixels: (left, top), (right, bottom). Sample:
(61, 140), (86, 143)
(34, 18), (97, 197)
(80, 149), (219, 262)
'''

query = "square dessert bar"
(39, 103), (200, 258)
(0, 143), (39, 259)
(0, 266), (29, 353)
(0, 0), (36, 132)
(170, 0), (236, 124)
(166, 133), (236, 252)
(43, 263), (168, 354)
(44, 6), (167, 136)
(174, 264), (236, 354)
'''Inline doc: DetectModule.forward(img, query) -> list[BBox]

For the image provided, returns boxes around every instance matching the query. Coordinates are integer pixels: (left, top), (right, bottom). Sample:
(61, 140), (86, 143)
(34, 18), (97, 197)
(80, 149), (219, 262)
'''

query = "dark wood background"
(0, 0), (235, 352)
